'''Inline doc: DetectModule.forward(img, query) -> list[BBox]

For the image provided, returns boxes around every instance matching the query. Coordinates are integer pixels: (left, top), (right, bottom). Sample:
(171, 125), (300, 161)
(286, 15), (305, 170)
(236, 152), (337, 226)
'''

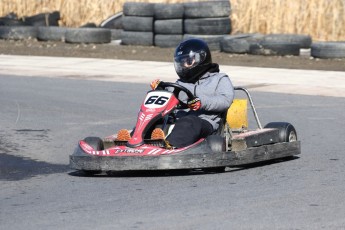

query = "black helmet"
(174, 38), (212, 83)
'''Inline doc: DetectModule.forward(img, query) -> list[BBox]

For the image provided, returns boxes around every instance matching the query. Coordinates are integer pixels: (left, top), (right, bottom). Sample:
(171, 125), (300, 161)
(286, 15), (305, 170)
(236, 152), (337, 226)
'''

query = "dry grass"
(1, 0), (344, 41)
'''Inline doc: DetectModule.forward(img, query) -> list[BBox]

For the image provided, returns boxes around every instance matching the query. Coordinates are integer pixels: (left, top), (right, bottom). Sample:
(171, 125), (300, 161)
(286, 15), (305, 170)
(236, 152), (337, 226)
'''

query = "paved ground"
(1, 54), (345, 98)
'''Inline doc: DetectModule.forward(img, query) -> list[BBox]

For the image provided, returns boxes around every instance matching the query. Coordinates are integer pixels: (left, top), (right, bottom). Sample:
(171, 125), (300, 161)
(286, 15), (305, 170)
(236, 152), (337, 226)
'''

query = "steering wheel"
(157, 82), (195, 109)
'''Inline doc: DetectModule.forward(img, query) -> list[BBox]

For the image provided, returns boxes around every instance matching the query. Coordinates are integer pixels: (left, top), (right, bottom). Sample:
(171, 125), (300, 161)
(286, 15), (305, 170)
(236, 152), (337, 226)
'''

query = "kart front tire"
(264, 122), (297, 143)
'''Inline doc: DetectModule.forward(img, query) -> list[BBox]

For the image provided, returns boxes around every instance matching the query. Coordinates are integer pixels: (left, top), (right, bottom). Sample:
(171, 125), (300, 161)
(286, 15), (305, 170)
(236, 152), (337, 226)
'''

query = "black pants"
(166, 116), (213, 148)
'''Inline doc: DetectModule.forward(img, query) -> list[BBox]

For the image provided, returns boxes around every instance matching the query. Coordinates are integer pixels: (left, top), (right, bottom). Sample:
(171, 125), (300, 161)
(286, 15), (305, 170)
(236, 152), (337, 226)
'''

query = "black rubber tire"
(123, 2), (154, 17)
(122, 16), (153, 32)
(0, 17), (26, 26)
(249, 41), (300, 56)
(221, 33), (264, 53)
(0, 26), (37, 40)
(154, 34), (183, 47)
(221, 34), (252, 53)
(84, 137), (104, 151)
(100, 12), (123, 29)
(80, 22), (97, 28)
(154, 3), (184, 19)
(22, 11), (60, 27)
(183, 34), (224, 51)
(37, 26), (67, 41)
(184, 1), (231, 18)
(65, 28), (111, 44)
(121, 31), (153, 46)
(263, 34), (312, 49)
(311, 42), (345, 59)
(110, 29), (122, 40)
(264, 122), (297, 143)
(184, 17), (231, 35)
(206, 135), (225, 153)
(154, 19), (183, 34)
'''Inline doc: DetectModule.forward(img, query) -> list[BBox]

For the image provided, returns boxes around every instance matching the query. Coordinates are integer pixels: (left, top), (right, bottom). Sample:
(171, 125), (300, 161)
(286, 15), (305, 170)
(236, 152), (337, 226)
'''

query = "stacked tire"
(311, 42), (345, 59)
(0, 12), (60, 41)
(121, 2), (154, 46)
(249, 34), (312, 56)
(154, 3), (184, 48)
(100, 12), (123, 41)
(221, 33), (313, 56)
(183, 1), (231, 51)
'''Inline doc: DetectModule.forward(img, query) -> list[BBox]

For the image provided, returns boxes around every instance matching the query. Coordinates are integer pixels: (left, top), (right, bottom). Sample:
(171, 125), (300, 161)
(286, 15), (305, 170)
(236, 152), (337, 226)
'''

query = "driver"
(116, 38), (234, 148)
(150, 38), (234, 148)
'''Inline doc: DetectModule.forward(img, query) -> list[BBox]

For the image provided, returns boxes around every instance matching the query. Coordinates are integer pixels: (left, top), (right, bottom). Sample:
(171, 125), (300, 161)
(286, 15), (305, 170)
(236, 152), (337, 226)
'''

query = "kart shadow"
(68, 156), (299, 178)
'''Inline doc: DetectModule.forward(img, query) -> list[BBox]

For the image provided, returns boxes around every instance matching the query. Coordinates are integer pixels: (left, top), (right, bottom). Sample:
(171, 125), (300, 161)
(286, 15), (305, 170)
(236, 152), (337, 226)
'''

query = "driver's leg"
(166, 116), (213, 148)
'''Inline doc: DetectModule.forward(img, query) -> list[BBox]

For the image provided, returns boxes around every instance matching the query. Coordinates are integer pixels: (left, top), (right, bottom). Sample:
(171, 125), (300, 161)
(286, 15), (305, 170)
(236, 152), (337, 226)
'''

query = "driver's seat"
(215, 98), (248, 135)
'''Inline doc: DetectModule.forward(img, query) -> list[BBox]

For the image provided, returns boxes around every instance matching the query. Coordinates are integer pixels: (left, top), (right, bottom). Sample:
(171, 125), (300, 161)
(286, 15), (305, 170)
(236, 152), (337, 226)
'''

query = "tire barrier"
(154, 3), (184, 20)
(65, 28), (111, 44)
(221, 33), (315, 57)
(183, 1), (231, 18)
(262, 34), (312, 49)
(221, 34), (263, 54)
(0, 11), (60, 27)
(22, 11), (60, 27)
(121, 2), (154, 46)
(154, 19), (183, 35)
(100, 12), (123, 29)
(153, 3), (184, 48)
(184, 34), (225, 51)
(311, 42), (345, 59)
(0, 17), (27, 26)
(121, 31), (154, 46)
(183, 1), (232, 51)
(37, 26), (67, 41)
(184, 17), (231, 35)
(1, 1), (343, 60)
(249, 41), (301, 56)
(122, 16), (153, 32)
(154, 34), (183, 48)
(0, 26), (37, 40)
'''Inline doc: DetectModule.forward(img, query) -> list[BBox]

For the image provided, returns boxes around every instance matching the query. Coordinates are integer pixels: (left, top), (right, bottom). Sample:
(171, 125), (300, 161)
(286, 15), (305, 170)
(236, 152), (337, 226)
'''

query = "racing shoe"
(115, 129), (131, 141)
(151, 128), (165, 140)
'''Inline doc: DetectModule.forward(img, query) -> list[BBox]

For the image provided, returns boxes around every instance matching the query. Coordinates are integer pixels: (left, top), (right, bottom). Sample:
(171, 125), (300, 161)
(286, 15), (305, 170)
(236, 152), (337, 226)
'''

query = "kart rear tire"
(83, 136), (104, 151)
(264, 122), (297, 143)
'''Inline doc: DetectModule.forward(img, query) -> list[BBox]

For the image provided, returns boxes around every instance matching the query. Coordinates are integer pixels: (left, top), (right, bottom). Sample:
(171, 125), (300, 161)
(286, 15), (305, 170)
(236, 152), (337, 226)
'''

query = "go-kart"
(69, 82), (301, 174)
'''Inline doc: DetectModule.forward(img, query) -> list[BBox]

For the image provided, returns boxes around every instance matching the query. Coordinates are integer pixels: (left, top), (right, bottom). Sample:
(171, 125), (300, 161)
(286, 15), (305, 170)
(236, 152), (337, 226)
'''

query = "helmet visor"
(174, 50), (207, 75)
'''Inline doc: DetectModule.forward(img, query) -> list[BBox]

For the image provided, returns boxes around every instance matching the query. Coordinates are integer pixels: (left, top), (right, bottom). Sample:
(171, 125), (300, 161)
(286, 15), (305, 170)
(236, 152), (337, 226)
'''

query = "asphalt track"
(1, 55), (345, 229)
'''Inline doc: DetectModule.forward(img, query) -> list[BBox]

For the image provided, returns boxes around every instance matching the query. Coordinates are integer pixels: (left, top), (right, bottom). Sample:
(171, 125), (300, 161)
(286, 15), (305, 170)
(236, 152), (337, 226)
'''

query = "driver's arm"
(178, 76), (234, 112)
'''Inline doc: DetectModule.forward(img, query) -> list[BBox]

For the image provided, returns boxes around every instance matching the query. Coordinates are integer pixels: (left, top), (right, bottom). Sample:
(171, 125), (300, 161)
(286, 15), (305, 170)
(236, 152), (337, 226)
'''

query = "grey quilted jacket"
(175, 70), (234, 131)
